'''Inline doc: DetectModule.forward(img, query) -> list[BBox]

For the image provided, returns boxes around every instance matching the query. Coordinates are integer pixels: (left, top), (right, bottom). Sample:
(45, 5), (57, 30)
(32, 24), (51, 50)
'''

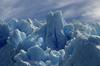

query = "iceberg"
(0, 10), (100, 66)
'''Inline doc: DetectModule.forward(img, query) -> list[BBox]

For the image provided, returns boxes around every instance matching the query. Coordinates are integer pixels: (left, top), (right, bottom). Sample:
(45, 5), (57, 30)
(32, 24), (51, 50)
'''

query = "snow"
(0, 10), (100, 66)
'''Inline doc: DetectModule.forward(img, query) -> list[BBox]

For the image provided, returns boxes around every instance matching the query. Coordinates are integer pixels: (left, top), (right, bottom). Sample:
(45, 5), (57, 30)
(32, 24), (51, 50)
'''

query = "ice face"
(0, 23), (11, 48)
(43, 10), (67, 50)
(1, 10), (100, 66)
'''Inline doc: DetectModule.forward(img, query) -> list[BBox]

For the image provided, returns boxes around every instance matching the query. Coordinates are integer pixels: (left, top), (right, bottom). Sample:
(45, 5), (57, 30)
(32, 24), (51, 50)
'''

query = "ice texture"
(0, 10), (100, 66)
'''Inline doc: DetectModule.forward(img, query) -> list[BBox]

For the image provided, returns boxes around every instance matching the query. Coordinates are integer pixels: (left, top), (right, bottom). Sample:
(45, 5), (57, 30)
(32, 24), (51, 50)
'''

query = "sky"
(0, 0), (100, 24)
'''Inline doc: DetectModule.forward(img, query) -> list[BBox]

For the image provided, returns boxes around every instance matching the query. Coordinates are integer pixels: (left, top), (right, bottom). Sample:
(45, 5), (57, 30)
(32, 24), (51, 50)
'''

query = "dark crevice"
(54, 28), (58, 49)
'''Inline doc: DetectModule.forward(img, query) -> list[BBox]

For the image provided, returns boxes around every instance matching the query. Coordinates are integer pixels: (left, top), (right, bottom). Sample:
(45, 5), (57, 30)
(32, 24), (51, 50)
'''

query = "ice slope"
(0, 10), (100, 66)
(59, 36), (100, 66)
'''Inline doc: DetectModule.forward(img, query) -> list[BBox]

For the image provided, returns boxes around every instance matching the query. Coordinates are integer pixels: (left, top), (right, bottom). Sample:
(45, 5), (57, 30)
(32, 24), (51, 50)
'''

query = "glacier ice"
(0, 10), (100, 66)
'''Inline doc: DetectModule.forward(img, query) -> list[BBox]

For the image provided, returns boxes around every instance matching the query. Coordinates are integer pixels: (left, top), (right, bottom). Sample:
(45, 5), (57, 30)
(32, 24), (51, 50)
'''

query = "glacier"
(0, 10), (100, 66)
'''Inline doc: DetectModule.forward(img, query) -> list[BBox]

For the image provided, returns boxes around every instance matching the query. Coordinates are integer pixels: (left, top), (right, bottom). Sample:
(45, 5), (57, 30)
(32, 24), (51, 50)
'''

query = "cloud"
(80, 0), (100, 23)
(61, 0), (100, 23)
(54, 0), (84, 8)
(0, 0), (60, 22)
(0, 0), (24, 20)
(0, 0), (100, 23)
